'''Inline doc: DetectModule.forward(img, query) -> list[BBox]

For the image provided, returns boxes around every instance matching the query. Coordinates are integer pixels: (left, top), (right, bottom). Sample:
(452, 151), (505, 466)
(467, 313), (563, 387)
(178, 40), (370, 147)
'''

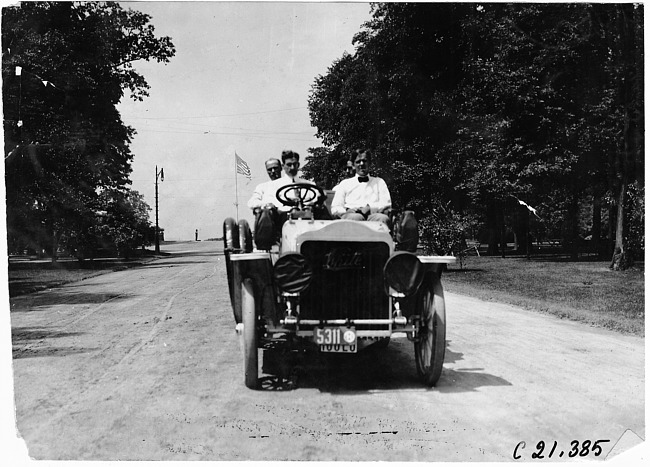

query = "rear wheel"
(223, 218), (240, 322)
(414, 275), (446, 386)
(242, 278), (259, 389)
(223, 217), (240, 250)
(238, 219), (253, 253)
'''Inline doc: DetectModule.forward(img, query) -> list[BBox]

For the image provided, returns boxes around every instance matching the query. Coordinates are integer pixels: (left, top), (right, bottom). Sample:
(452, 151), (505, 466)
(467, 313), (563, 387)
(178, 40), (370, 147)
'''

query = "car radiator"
(299, 241), (390, 329)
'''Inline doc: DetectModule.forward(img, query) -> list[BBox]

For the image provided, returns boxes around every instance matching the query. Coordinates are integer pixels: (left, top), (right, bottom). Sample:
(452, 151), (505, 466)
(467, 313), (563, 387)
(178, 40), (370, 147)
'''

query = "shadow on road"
(12, 326), (84, 342)
(435, 368), (512, 393)
(13, 345), (96, 359)
(11, 291), (132, 310)
(138, 260), (214, 268)
(12, 326), (92, 359)
(254, 340), (511, 394)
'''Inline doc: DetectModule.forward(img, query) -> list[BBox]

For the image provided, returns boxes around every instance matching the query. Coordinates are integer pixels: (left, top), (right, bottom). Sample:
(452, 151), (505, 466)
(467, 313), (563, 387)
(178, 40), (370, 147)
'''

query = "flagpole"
(234, 152), (239, 220)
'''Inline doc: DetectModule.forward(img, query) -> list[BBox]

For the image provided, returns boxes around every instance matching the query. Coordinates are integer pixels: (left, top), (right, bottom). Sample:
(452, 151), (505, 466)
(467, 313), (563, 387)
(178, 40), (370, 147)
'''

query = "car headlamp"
(383, 251), (424, 297)
(273, 253), (313, 294)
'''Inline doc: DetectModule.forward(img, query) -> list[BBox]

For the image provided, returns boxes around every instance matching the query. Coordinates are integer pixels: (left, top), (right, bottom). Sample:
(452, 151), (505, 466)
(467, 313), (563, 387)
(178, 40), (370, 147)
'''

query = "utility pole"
(155, 165), (164, 254)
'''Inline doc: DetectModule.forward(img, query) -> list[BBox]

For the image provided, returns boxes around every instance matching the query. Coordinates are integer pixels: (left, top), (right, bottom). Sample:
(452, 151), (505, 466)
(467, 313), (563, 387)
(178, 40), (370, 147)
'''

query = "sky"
(117, 1), (373, 240)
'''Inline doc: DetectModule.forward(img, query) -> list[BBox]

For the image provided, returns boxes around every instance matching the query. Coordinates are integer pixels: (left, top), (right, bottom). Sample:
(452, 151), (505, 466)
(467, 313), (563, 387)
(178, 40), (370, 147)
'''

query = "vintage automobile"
(223, 183), (455, 389)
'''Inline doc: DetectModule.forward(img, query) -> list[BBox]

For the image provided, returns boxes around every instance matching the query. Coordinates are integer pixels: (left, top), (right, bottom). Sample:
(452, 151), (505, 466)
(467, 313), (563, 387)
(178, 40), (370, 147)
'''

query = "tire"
(223, 217), (240, 250)
(238, 219), (253, 253)
(242, 278), (259, 389)
(225, 251), (241, 323)
(223, 218), (239, 321)
(414, 275), (446, 387)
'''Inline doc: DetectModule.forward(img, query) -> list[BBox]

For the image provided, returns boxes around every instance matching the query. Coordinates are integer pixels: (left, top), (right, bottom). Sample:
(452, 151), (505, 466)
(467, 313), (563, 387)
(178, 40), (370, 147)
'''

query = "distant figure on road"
(195, 229), (198, 241)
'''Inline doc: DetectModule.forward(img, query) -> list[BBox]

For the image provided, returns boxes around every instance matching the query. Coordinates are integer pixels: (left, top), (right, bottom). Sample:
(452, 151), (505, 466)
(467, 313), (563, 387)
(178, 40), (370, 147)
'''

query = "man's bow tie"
(358, 176), (369, 183)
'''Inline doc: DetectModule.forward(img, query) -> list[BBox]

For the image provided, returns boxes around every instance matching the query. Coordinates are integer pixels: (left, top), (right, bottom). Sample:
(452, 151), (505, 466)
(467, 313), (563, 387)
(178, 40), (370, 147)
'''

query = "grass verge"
(442, 255), (645, 336)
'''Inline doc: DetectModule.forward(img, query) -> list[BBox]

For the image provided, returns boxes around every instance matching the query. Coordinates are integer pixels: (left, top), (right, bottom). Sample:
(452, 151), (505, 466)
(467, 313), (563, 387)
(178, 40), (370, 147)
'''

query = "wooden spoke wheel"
(414, 275), (446, 387)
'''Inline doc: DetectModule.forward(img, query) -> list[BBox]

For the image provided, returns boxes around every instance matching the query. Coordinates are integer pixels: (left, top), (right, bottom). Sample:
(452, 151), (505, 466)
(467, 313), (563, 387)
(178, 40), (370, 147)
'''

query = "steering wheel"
(276, 183), (325, 209)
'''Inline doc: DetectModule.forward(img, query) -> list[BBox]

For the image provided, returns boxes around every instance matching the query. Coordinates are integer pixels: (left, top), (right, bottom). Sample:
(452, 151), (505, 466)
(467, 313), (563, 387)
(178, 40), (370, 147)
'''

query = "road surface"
(7, 241), (645, 461)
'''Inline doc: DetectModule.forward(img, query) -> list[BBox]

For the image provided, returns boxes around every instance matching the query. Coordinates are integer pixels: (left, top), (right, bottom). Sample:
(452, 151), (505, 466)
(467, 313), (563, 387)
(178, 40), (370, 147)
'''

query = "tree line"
(302, 3), (643, 269)
(3, 2), (175, 260)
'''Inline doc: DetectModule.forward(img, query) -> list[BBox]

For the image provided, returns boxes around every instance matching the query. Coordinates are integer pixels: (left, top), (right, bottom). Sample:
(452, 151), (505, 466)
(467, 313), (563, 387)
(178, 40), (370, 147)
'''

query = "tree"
(96, 188), (152, 259)
(307, 3), (643, 264)
(3, 2), (175, 259)
(602, 4), (644, 269)
(301, 146), (348, 189)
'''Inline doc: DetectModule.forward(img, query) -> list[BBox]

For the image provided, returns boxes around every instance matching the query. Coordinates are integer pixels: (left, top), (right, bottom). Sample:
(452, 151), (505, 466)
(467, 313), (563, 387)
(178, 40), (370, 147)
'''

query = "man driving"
(247, 151), (312, 212)
(248, 150), (315, 249)
(266, 150), (314, 211)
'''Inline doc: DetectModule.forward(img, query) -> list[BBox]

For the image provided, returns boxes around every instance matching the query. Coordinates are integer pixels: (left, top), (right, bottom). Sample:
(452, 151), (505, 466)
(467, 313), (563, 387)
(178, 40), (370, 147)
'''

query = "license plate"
(314, 327), (357, 353)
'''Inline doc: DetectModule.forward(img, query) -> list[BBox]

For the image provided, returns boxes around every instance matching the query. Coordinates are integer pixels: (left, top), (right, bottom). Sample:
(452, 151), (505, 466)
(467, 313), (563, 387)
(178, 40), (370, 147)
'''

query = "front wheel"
(242, 278), (259, 389)
(414, 275), (446, 387)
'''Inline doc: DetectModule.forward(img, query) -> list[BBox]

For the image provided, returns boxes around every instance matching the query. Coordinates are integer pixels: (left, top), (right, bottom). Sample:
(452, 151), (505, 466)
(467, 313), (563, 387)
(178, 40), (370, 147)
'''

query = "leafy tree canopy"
(305, 3), (643, 262)
(3, 1), (175, 257)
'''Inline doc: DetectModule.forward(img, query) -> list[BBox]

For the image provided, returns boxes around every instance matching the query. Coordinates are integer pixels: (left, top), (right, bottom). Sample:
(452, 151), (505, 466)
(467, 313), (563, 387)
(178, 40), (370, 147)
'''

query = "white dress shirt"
(248, 173), (313, 211)
(331, 175), (392, 217)
(247, 178), (277, 210)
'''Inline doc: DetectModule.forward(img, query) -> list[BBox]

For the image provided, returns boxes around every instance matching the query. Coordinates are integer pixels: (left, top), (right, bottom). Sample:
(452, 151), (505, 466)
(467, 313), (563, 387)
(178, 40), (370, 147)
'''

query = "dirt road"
(7, 241), (645, 461)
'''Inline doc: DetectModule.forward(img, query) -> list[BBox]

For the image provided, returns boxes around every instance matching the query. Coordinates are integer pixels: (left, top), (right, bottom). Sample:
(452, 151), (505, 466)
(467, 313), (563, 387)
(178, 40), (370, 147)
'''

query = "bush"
(418, 203), (478, 267)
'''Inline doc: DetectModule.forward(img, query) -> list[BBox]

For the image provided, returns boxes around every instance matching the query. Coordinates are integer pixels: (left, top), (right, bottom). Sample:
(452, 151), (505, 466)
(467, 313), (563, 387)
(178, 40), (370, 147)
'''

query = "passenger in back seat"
(331, 149), (391, 227)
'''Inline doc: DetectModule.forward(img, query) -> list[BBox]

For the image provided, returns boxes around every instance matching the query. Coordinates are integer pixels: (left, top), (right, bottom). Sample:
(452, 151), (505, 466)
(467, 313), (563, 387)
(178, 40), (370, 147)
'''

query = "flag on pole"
(15, 66), (22, 76)
(235, 152), (252, 180)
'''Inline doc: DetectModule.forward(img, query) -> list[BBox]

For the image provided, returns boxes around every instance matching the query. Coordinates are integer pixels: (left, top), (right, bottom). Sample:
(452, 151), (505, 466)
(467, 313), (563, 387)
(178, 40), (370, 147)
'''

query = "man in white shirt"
(247, 152), (313, 211)
(331, 149), (391, 226)
(246, 158), (282, 211)
(266, 150), (315, 212)
(249, 150), (316, 249)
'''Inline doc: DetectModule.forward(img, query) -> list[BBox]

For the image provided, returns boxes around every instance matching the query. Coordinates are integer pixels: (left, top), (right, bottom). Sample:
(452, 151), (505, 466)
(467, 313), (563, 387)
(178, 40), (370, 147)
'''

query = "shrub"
(418, 203), (478, 267)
